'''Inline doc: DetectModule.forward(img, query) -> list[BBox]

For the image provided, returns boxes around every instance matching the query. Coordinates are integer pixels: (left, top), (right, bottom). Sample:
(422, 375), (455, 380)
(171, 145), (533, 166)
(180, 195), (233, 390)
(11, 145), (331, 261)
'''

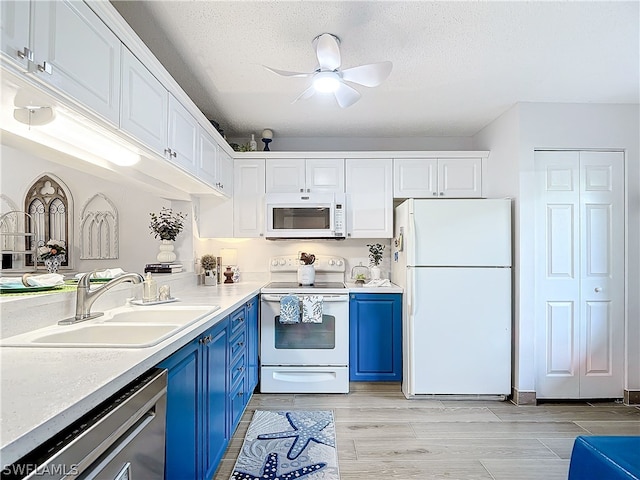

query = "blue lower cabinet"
(246, 296), (259, 392)
(349, 293), (402, 382)
(159, 295), (259, 479)
(203, 322), (230, 480)
(159, 337), (201, 479)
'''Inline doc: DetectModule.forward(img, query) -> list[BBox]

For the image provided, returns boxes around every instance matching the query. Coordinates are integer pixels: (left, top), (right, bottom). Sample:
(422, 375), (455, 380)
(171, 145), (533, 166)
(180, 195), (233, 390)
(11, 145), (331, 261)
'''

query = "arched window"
(24, 175), (71, 267)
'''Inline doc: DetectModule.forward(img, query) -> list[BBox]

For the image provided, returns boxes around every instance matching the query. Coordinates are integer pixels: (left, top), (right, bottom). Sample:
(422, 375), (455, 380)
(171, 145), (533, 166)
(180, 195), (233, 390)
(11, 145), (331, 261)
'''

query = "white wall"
(474, 102), (640, 396)
(0, 144), (195, 275)
(227, 135), (474, 152)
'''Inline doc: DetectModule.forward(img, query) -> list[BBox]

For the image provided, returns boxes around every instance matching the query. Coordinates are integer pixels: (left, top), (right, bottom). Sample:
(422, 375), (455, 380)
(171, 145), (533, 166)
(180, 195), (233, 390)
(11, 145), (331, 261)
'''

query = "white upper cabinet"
(394, 157), (482, 198)
(1, 1), (31, 70)
(198, 128), (219, 186)
(31, 0), (122, 125)
(234, 159), (266, 238)
(168, 94), (199, 174)
(217, 150), (234, 197)
(346, 158), (393, 238)
(120, 47), (168, 155)
(266, 158), (344, 193)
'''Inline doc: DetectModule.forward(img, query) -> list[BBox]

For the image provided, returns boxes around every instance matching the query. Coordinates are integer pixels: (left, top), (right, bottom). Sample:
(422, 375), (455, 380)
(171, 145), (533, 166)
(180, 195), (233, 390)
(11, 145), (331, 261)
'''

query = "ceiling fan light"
(313, 72), (340, 93)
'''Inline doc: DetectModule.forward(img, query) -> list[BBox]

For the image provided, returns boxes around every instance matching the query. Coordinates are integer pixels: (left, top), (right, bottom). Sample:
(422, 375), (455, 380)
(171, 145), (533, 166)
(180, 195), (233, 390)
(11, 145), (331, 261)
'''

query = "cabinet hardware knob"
(439, 192), (444, 196)
(595, 287), (602, 293)
(37, 61), (52, 74)
(17, 47), (33, 61)
(300, 188), (303, 192)
(307, 188), (310, 193)
(433, 192), (438, 196)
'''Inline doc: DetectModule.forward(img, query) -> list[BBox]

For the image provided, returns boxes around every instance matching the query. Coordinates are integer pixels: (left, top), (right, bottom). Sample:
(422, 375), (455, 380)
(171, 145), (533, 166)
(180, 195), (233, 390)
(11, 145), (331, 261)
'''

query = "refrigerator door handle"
(408, 201), (416, 267)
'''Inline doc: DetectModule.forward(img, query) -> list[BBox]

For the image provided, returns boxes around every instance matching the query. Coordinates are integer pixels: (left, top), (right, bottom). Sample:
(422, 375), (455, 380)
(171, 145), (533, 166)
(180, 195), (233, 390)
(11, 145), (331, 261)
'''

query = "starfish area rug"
(230, 410), (340, 480)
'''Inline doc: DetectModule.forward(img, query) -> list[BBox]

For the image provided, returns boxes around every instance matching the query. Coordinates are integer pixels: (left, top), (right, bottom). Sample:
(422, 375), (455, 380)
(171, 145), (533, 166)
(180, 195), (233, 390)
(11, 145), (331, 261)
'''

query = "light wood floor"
(214, 382), (640, 479)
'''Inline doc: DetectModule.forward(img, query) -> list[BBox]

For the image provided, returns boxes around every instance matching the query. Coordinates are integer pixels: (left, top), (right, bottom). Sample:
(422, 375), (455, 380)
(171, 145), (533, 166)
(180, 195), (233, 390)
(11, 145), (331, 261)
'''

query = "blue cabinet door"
(246, 296), (259, 392)
(203, 320), (229, 480)
(159, 337), (201, 479)
(349, 293), (402, 381)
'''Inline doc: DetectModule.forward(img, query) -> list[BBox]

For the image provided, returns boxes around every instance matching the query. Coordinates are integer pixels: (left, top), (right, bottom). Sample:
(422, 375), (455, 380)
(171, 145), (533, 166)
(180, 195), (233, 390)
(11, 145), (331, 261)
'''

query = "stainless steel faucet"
(59, 271), (144, 325)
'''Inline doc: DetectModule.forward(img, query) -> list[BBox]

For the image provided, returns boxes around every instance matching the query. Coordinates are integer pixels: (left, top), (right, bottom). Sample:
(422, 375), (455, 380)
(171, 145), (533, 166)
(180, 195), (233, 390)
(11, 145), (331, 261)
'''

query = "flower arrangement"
(38, 240), (66, 260)
(299, 252), (316, 265)
(149, 208), (187, 241)
(367, 243), (385, 267)
(201, 254), (217, 272)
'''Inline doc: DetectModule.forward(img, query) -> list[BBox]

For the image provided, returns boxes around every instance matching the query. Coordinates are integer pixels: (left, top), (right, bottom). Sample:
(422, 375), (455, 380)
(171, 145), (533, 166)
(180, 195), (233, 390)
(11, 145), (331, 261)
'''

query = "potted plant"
(149, 207), (187, 262)
(38, 239), (66, 273)
(355, 273), (366, 286)
(201, 254), (217, 286)
(367, 243), (385, 280)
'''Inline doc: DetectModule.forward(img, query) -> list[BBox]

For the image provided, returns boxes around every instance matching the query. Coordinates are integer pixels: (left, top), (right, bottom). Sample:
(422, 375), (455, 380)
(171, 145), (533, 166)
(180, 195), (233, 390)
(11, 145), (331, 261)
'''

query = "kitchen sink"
(29, 324), (183, 347)
(101, 305), (218, 325)
(0, 305), (220, 348)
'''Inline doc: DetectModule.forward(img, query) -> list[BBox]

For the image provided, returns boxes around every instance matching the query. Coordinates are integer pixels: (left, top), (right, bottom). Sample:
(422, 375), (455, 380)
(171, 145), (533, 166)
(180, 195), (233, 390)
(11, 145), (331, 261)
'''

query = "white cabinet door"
(534, 150), (624, 399)
(393, 158), (437, 198)
(265, 159), (305, 193)
(266, 158), (344, 193)
(1, 0), (31, 70)
(198, 128), (219, 187)
(217, 150), (234, 197)
(234, 159), (266, 238)
(32, 0), (121, 125)
(120, 47), (168, 155)
(168, 94), (199, 174)
(438, 157), (482, 197)
(305, 158), (344, 193)
(394, 157), (482, 198)
(346, 158), (393, 238)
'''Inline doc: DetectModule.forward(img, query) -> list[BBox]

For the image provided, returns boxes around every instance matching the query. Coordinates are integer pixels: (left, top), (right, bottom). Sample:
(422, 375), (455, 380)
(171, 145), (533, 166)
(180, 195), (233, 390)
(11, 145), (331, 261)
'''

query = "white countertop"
(0, 280), (264, 467)
(346, 281), (403, 293)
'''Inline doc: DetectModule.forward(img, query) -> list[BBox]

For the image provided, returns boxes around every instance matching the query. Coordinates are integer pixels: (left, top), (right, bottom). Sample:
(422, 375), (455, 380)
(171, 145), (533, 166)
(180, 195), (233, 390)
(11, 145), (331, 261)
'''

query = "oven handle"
(261, 294), (348, 303)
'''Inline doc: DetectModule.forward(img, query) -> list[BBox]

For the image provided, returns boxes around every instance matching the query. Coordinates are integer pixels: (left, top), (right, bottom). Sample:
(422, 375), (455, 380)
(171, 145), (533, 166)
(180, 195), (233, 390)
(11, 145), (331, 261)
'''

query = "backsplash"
(196, 238), (392, 281)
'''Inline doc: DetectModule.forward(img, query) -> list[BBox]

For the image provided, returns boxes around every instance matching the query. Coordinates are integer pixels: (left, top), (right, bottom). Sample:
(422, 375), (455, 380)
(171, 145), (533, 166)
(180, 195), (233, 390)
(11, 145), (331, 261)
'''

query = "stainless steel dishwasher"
(4, 368), (167, 479)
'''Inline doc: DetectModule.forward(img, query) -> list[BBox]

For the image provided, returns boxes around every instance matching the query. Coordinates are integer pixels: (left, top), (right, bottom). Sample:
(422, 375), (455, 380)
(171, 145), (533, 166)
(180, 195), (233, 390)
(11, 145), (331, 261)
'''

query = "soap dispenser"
(143, 272), (158, 303)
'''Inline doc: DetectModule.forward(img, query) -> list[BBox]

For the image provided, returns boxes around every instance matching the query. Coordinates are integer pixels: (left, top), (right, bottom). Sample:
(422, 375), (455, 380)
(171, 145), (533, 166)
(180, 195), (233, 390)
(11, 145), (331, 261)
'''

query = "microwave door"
(268, 205), (333, 237)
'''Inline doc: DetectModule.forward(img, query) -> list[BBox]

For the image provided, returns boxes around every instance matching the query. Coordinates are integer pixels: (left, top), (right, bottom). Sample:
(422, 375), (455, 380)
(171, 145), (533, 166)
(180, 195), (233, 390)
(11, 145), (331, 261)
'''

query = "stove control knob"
(278, 258), (286, 266)
(328, 259), (335, 266)
(335, 259), (344, 267)
(271, 259), (278, 267)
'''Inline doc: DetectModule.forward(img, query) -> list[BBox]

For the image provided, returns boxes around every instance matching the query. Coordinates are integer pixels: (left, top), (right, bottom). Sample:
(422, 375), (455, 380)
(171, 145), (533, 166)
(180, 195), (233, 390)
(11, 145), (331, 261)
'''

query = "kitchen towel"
(1, 273), (65, 287)
(302, 295), (323, 323)
(279, 294), (300, 324)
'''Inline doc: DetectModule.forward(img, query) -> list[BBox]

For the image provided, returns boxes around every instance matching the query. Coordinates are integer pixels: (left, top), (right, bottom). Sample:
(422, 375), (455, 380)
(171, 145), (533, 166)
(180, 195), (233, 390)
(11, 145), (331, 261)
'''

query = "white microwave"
(264, 192), (346, 239)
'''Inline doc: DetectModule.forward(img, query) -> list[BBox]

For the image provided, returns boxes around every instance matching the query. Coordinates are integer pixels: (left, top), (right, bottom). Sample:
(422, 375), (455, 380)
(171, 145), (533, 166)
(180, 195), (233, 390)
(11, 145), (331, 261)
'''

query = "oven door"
(260, 294), (349, 365)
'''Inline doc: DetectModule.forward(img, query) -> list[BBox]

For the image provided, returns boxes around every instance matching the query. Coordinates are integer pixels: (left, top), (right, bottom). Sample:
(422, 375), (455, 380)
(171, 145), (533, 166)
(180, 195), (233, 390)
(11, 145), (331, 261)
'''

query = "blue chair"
(568, 436), (640, 480)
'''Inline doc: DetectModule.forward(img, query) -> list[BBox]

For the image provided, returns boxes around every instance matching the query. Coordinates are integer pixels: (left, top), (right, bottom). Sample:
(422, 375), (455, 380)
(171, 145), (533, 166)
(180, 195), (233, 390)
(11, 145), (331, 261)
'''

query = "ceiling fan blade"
(263, 65), (311, 78)
(292, 85), (316, 103)
(341, 61), (393, 87)
(315, 33), (341, 71)
(333, 82), (361, 108)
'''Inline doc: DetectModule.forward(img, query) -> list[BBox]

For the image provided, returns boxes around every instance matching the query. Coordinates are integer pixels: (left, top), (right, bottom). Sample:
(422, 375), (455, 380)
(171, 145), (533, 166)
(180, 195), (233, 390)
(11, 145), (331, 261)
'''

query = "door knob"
(594, 287), (602, 293)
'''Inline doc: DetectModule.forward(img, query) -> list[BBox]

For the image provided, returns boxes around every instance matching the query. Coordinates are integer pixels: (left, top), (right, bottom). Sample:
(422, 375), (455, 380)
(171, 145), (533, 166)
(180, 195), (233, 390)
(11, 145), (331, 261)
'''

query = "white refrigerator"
(391, 199), (512, 398)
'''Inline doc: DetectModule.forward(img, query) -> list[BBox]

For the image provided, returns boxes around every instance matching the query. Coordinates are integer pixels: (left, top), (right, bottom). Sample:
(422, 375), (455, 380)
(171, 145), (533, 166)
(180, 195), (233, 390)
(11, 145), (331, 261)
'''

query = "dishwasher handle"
(261, 294), (348, 303)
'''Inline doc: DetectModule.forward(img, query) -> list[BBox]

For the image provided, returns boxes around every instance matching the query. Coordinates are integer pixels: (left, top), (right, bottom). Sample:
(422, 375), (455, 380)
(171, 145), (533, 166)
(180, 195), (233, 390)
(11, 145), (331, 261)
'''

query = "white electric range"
(260, 255), (349, 393)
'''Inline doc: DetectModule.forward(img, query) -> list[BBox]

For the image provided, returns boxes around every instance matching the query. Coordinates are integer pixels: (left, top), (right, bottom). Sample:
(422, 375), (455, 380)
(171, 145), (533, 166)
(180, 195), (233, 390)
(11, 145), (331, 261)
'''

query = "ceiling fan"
(264, 33), (392, 108)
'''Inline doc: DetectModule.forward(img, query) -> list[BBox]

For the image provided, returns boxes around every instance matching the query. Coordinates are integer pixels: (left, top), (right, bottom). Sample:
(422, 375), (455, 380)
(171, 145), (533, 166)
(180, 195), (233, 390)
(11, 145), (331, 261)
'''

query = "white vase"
(297, 265), (315, 285)
(204, 271), (217, 286)
(44, 255), (63, 273)
(370, 265), (381, 280)
(157, 240), (177, 263)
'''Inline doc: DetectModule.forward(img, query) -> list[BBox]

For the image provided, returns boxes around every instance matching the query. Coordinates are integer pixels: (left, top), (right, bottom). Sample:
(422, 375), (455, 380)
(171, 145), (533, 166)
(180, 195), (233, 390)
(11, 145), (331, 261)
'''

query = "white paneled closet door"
(535, 151), (624, 399)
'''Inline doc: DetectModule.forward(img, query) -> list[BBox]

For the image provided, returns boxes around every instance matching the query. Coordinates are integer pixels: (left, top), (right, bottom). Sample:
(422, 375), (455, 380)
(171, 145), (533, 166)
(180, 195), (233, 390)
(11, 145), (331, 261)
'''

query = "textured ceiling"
(111, 1), (639, 139)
